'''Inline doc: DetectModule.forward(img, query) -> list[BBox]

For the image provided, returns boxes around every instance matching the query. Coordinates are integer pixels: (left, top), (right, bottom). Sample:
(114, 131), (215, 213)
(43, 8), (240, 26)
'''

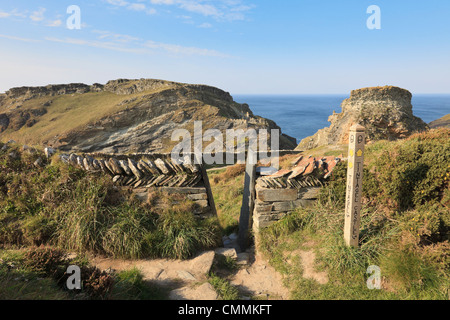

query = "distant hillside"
(0, 79), (297, 153)
(429, 114), (450, 129)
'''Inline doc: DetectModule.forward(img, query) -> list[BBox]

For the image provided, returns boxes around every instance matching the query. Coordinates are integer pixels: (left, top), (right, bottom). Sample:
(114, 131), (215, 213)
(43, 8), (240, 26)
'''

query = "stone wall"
(54, 149), (217, 218)
(253, 185), (320, 230)
(252, 155), (341, 231)
(134, 186), (212, 219)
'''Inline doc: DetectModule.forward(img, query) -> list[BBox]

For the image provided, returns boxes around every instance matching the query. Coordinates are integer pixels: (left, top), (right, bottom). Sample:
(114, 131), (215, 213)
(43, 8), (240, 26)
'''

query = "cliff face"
(296, 86), (429, 150)
(429, 114), (450, 129)
(0, 79), (297, 153)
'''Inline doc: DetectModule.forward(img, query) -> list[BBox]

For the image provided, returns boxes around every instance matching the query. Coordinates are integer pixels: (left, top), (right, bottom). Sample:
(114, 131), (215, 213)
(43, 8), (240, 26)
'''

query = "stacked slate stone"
(256, 155), (341, 190)
(253, 155), (342, 230)
(62, 153), (203, 188)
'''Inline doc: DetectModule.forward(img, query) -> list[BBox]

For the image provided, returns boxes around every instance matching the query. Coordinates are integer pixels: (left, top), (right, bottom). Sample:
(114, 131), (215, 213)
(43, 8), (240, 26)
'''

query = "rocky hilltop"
(429, 114), (450, 129)
(0, 79), (297, 153)
(296, 86), (429, 150)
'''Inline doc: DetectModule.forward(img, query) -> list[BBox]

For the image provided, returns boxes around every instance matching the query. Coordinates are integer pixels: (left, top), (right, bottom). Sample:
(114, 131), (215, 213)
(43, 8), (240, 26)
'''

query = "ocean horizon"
(233, 94), (450, 143)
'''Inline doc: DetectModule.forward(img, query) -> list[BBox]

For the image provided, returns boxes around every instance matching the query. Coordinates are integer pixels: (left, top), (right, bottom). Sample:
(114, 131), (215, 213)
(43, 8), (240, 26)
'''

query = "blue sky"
(0, 0), (449, 94)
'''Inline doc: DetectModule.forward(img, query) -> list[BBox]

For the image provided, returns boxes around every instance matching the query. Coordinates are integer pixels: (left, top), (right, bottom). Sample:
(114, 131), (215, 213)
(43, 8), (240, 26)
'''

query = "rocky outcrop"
(0, 79), (297, 153)
(296, 86), (429, 150)
(429, 114), (450, 129)
(4, 83), (93, 100)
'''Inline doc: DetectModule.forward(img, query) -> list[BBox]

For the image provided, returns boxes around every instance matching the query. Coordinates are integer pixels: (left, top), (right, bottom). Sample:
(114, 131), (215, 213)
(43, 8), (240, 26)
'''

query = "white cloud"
(30, 7), (46, 22)
(105, 0), (157, 15)
(46, 19), (62, 27)
(149, 0), (254, 21)
(44, 37), (149, 54)
(179, 2), (219, 17)
(198, 22), (212, 28)
(105, 0), (129, 6)
(128, 3), (146, 11)
(145, 40), (229, 57)
(150, 0), (175, 4)
(0, 9), (27, 19)
(42, 32), (230, 58)
(0, 34), (40, 43)
(93, 30), (141, 43)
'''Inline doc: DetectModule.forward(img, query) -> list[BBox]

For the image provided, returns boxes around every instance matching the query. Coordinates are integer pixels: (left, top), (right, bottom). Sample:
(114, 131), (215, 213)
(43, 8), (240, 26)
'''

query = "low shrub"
(259, 129), (450, 299)
(24, 246), (68, 277)
(22, 246), (114, 299)
(79, 266), (114, 299)
(146, 208), (221, 260)
(0, 144), (222, 260)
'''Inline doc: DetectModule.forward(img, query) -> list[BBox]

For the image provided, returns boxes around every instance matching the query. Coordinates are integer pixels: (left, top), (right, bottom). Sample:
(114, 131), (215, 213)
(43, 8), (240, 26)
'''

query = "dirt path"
(230, 253), (290, 300)
(296, 250), (328, 285)
(91, 245), (290, 300)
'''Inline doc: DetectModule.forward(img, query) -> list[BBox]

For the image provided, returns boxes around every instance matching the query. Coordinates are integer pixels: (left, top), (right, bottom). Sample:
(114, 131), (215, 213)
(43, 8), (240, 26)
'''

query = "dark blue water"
(233, 94), (450, 143)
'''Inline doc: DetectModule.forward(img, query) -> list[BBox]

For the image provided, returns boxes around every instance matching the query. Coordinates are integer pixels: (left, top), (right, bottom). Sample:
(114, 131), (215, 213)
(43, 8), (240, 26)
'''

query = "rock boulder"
(297, 86), (428, 150)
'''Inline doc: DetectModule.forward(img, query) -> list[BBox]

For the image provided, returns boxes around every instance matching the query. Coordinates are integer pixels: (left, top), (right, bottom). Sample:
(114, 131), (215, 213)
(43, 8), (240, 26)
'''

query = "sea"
(233, 94), (450, 144)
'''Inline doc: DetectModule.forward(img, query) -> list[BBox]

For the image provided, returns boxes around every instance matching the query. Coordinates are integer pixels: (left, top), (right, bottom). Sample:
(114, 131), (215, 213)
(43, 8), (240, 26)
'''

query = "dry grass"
(0, 86), (176, 146)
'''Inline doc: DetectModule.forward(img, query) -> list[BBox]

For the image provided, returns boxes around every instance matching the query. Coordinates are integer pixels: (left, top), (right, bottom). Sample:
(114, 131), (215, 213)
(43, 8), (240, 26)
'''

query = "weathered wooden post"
(344, 124), (365, 247)
(238, 149), (257, 252)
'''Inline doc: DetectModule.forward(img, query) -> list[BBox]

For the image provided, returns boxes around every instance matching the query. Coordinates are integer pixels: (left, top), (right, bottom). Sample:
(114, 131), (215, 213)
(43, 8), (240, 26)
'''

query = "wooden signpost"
(344, 124), (366, 247)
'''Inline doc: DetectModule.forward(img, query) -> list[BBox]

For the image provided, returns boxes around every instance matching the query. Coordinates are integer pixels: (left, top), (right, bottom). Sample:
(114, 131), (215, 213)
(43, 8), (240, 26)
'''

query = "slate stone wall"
(252, 155), (342, 231)
(55, 149), (217, 218)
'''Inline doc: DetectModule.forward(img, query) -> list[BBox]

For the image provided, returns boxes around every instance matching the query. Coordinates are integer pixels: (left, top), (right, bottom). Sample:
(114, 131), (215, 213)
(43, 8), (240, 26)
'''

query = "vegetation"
(0, 84), (173, 147)
(110, 267), (168, 300)
(0, 247), (167, 300)
(209, 164), (246, 235)
(259, 128), (450, 300)
(0, 142), (221, 260)
(208, 273), (240, 300)
(1, 128), (448, 300)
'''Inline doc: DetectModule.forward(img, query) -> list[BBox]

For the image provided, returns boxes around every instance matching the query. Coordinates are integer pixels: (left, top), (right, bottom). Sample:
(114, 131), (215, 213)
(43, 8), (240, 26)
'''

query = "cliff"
(296, 86), (429, 150)
(0, 79), (297, 153)
(429, 114), (450, 129)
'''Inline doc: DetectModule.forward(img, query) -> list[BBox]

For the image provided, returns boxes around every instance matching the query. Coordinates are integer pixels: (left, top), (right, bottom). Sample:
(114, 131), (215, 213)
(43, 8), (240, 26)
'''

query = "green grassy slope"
(259, 128), (450, 300)
(0, 85), (175, 146)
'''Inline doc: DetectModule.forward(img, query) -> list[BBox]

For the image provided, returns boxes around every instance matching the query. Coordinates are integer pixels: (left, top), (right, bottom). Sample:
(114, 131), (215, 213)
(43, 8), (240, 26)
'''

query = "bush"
(22, 246), (114, 299)
(0, 145), (222, 260)
(365, 129), (450, 213)
(79, 266), (114, 299)
(102, 206), (155, 259)
(318, 129), (450, 244)
(21, 213), (56, 246)
(258, 130), (450, 299)
(24, 246), (68, 277)
(146, 208), (221, 260)
(318, 161), (347, 209)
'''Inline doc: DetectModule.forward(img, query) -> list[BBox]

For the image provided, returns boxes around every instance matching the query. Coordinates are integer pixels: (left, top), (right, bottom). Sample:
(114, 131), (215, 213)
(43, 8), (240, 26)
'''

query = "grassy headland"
(259, 128), (449, 299)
